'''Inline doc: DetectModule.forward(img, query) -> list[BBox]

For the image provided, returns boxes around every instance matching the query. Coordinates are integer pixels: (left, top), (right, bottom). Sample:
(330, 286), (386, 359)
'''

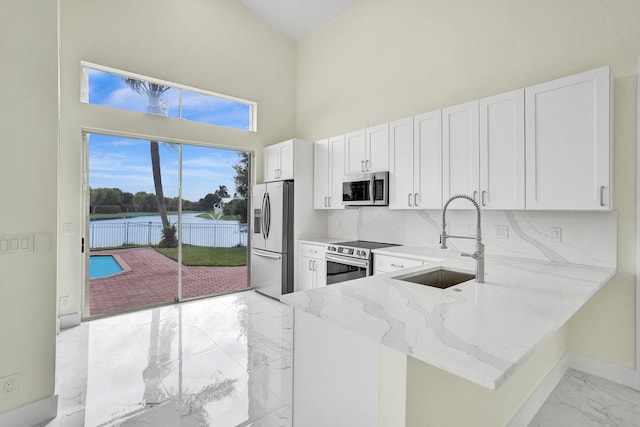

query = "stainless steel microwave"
(342, 172), (389, 206)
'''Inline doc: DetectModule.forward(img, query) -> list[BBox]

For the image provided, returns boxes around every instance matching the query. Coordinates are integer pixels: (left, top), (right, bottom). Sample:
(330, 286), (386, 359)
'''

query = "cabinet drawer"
(374, 254), (423, 273)
(300, 242), (325, 259)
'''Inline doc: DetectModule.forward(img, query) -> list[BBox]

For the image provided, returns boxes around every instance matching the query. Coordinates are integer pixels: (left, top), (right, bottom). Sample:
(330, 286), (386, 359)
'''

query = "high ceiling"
(239, 0), (358, 41)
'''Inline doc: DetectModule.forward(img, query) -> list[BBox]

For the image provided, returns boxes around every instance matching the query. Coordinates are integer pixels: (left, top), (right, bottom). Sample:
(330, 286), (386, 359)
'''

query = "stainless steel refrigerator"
(250, 180), (294, 299)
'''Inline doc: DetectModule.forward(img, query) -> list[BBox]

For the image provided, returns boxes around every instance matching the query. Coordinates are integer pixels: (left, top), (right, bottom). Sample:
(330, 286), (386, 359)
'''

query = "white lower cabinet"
(297, 242), (326, 291)
(374, 254), (423, 275)
(293, 309), (380, 427)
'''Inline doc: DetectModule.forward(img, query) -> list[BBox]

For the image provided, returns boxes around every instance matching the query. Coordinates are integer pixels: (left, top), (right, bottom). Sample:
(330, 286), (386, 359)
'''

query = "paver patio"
(89, 247), (248, 316)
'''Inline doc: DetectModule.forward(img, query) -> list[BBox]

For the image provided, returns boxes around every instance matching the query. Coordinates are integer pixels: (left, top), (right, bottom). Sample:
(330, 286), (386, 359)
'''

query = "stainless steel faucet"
(439, 194), (485, 283)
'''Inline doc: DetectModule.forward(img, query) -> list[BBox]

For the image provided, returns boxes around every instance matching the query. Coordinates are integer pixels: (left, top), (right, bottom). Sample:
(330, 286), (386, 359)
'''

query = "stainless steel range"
(325, 240), (398, 285)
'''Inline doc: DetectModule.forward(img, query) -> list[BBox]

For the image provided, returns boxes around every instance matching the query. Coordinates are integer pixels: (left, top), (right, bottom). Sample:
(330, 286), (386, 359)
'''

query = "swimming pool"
(89, 255), (124, 279)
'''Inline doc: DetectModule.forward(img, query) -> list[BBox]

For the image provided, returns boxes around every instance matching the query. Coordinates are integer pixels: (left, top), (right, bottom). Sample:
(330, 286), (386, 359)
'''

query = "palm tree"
(122, 78), (171, 228)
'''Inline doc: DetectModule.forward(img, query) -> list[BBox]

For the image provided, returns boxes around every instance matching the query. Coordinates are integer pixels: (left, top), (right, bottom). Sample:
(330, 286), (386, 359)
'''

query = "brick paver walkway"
(89, 247), (248, 317)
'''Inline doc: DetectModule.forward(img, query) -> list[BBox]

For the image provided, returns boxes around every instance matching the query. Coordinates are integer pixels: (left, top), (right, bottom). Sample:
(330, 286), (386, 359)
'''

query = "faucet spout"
(440, 194), (485, 283)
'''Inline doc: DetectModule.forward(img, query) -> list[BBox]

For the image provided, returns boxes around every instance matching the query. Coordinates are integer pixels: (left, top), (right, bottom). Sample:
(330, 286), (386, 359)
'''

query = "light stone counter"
(281, 246), (615, 390)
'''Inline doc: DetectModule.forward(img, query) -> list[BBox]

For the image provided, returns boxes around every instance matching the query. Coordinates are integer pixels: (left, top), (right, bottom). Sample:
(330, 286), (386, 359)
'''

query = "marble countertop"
(281, 245), (615, 389)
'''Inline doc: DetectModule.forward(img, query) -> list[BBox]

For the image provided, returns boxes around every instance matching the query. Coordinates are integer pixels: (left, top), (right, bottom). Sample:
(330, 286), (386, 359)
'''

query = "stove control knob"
(328, 246), (335, 252)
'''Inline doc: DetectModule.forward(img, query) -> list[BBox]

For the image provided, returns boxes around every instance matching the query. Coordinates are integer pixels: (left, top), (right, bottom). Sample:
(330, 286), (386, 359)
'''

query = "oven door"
(326, 253), (370, 285)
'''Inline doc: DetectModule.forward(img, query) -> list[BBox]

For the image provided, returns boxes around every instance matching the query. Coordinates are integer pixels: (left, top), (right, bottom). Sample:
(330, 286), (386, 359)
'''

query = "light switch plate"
(549, 227), (562, 242)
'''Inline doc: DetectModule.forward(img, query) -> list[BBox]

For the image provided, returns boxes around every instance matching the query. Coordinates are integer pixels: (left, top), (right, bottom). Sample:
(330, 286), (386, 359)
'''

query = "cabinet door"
(414, 110), (442, 209)
(314, 259), (327, 287)
(279, 139), (295, 180)
(344, 129), (366, 174)
(264, 145), (281, 182)
(366, 123), (389, 172)
(479, 89), (525, 210)
(298, 255), (315, 291)
(442, 100), (480, 209)
(314, 139), (330, 209)
(525, 67), (612, 210)
(328, 135), (345, 209)
(389, 117), (415, 209)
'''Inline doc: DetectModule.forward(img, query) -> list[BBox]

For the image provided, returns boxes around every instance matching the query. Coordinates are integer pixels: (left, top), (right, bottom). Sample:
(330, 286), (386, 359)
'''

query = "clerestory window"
(81, 62), (256, 131)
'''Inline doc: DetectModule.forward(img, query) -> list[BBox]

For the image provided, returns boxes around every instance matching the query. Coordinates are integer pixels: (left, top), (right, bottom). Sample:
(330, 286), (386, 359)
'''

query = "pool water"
(90, 255), (123, 279)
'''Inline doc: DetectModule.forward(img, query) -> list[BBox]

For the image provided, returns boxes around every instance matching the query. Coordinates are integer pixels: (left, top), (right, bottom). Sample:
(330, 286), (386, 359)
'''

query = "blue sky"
(86, 67), (252, 130)
(89, 134), (243, 202)
(86, 68), (250, 202)
(86, 67), (250, 202)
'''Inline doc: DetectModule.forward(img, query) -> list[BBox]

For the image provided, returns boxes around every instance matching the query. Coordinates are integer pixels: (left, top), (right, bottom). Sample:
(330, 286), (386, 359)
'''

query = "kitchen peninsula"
(281, 246), (615, 426)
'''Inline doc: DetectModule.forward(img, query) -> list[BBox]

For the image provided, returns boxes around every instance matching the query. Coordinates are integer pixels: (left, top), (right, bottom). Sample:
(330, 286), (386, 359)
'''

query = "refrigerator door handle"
(251, 250), (282, 260)
(261, 192), (268, 240)
(264, 192), (272, 239)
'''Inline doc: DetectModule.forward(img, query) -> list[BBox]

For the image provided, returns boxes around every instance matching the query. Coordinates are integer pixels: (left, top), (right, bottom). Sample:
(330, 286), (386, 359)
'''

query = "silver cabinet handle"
(600, 186), (605, 207)
(481, 190), (487, 207)
(390, 263), (404, 268)
(324, 196), (328, 207)
(361, 160), (365, 172)
(366, 159), (370, 171)
(308, 259), (313, 270)
(473, 190), (478, 202)
(414, 193), (418, 207)
(408, 193), (412, 207)
(312, 260), (317, 272)
(328, 196), (332, 207)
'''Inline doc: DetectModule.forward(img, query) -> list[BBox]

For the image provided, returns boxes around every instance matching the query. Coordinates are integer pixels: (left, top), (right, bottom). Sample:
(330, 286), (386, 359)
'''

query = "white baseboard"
(0, 394), (58, 427)
(507, 351), (640, 426)
(507, 354), (570, 427)
(567, 351), (640, 391)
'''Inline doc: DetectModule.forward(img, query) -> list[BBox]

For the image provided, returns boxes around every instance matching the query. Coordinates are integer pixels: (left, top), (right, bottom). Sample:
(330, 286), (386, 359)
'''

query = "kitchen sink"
(395, 268), (475, 289)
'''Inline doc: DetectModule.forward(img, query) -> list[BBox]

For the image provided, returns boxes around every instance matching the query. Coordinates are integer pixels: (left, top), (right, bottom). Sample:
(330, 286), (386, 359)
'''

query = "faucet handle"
(439, 232), (447, 249)
(461, 252), (477, 259)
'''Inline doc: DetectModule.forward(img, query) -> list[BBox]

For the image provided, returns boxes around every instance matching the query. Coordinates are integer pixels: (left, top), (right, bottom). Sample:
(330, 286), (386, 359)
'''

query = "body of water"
(89, 213), (248, 249)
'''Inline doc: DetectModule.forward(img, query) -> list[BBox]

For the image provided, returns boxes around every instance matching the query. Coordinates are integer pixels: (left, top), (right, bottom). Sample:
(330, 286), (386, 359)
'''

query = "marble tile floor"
(529, 369), (640, 427)
(45, 290), (293, 427)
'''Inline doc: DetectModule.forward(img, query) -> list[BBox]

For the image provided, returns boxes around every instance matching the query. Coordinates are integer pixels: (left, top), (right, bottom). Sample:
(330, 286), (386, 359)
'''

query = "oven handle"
(326, 253), (369, 268)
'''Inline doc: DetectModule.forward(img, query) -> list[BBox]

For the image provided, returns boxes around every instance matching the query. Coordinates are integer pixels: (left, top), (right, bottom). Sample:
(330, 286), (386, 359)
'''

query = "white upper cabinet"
(442, 100), (480, 209)
(525, 66), (612, 210)
(314, 135), (345, 209)
(313, 138), (330, 209)
(345, 124), (389, 174)
(264, 139), (295, 182)
(414, 111), (443, 209)
(479, 89), (525, 210)
(366, 123), (390, 173)
(389, 112), (442, 210)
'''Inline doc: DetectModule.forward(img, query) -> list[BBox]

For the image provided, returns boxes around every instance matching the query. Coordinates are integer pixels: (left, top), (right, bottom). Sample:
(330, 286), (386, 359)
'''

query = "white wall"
(0, 0), (58, 414)
(57, 0), (298, 317)
(297, 0), (640, 370)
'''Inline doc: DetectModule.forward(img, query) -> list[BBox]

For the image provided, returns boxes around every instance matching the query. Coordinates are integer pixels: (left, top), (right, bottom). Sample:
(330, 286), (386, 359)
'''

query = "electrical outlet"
(549, 227), (562, 243)
(1, 373), (19, 399)
(59, 296), (70, 310)
(494, 225), (509, 239)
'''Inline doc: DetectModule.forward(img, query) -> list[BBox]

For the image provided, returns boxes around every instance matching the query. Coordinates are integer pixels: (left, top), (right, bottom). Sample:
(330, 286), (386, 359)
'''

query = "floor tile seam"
(152, 340), (229, 371)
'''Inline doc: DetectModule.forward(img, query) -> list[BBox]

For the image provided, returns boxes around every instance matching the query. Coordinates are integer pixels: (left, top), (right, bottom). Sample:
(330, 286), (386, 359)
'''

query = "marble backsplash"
(327, 208), (617, 268)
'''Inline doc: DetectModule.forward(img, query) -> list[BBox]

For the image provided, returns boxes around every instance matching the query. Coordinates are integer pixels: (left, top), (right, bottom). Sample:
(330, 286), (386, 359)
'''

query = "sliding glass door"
(85, 132), (249, 318)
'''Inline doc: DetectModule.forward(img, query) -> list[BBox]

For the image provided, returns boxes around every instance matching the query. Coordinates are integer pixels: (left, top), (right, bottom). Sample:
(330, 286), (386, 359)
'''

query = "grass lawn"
(155, 246), (247, 266)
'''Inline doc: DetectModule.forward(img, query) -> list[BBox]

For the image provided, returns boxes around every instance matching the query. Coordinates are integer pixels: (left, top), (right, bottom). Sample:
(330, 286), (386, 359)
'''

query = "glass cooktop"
(334, 240), (399, 250)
